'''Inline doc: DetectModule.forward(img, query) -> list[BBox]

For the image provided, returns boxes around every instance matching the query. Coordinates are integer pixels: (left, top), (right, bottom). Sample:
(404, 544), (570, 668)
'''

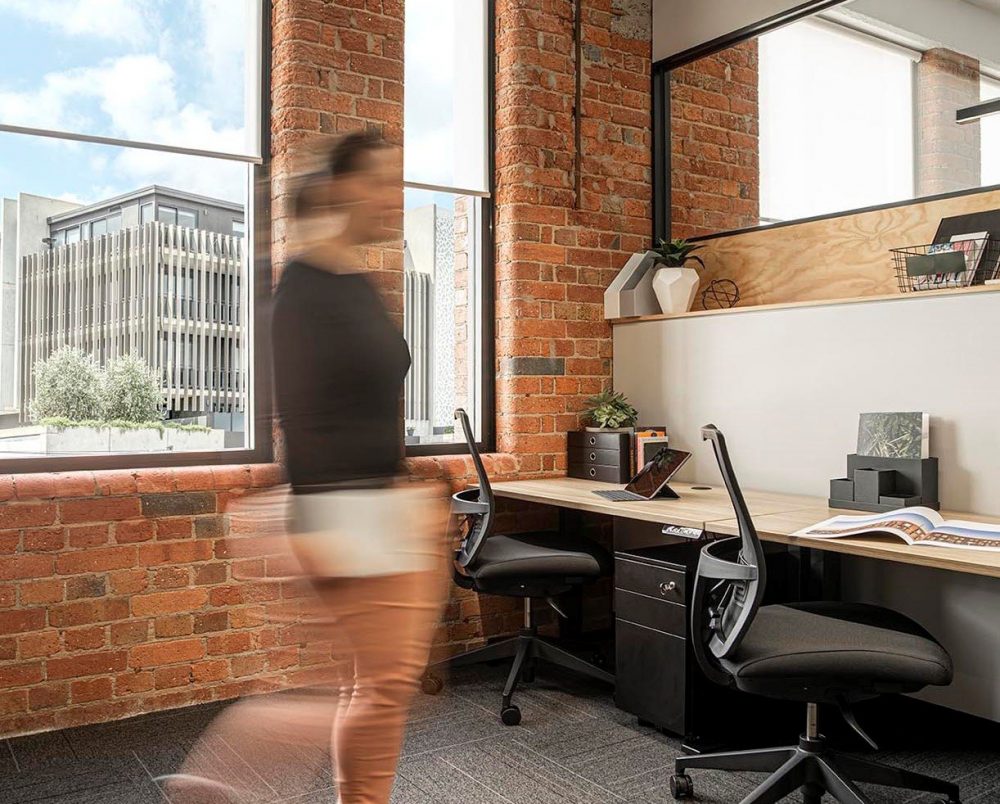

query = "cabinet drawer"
(568, 446), (625, 466)
(615, 557), (686, 603)
(615, 589), (687, 637)
(568, 431), (630, 452)
(614, 619), (687, 734)
(568, 463), (629, 483)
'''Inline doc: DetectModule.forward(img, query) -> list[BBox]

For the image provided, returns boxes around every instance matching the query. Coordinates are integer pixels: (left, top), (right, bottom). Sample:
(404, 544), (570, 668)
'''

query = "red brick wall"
(670, 40), (760, 239)
(494, 0), (652, 473)
(0, 465), (287, 735)
(0, 0), (651, 736)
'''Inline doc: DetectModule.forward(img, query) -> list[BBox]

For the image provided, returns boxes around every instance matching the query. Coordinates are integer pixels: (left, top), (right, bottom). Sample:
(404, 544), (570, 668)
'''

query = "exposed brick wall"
(494, 0), (652, 473)
(0, 465), (290, 735)
(0, 0), (651, 737)
(670, 40), (759, 239)
(916, 48), (982, 197)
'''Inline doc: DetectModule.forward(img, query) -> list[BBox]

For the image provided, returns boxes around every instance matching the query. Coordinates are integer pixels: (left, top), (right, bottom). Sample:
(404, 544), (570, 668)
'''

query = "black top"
(271, 260), (411, 490)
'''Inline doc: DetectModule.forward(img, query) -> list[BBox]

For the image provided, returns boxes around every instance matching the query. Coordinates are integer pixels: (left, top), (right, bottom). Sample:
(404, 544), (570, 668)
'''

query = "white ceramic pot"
(652, 266), (700, 315)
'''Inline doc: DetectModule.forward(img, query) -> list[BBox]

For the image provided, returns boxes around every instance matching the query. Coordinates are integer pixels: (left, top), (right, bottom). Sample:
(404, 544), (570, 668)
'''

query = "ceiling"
(964, 0), (1000, 14)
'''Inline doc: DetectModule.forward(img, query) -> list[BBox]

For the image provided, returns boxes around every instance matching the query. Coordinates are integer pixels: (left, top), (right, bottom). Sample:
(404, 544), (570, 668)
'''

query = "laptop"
(592, 447), (692, 502)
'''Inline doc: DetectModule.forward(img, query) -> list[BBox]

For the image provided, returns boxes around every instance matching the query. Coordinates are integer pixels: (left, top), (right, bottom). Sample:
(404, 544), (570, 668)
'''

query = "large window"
(759, 20), (915, 223)
(403, 0), (493, 451)
(0, 1), (266, 469)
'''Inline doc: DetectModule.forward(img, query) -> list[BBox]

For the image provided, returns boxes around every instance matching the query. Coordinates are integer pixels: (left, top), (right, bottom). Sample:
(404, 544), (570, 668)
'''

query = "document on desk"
(794, 507), (1000, 551)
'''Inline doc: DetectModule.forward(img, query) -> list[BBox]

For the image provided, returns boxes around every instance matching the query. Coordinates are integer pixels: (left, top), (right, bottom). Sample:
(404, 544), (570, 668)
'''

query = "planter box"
(0, 425), (227, 455)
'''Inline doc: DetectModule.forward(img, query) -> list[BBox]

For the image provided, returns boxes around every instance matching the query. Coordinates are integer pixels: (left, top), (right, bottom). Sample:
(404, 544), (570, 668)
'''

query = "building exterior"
(0, 187), (247, 433)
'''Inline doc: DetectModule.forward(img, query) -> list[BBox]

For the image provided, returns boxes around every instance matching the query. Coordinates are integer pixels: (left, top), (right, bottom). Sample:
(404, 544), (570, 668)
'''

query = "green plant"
(30, 347), (103, 422)
(101, 354), (161, 423)
(652, 238), (705, 270)
(584, 391), (638, 430)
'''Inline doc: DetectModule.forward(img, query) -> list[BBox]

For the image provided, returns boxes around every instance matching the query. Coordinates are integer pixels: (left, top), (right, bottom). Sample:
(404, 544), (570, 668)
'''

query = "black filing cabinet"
(613, 527), (802, 749)
(614, 541), (712, 740)
(568, 430), (631, 483)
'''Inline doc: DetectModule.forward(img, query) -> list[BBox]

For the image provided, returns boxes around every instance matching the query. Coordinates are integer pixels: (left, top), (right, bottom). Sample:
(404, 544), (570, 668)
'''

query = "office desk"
(712, 507), (1000, 580)
(491, 477), (815, 529)
(493, 477), (1000, 579)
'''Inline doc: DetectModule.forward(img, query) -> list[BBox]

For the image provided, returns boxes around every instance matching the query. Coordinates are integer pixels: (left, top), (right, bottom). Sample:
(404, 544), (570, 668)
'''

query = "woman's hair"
(292, 130), (389, 218)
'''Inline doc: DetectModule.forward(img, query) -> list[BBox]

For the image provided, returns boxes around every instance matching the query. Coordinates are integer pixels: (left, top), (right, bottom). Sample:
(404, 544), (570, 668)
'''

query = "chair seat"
(468, 531), (610, 583)
(721, 601), (953, 701)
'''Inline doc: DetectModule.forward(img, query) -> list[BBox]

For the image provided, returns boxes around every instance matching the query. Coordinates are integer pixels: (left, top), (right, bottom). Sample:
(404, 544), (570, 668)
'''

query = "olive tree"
(30, 347), (103, 422)
(101, 354), (162, 423)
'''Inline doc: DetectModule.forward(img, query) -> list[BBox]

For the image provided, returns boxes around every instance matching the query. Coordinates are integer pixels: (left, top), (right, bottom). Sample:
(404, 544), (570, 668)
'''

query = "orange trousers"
(314, 570), (446, 804)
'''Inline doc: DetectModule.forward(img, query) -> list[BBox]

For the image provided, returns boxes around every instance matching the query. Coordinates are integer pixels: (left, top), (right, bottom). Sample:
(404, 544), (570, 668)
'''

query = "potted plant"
(583, 390), (639, 432)
(650, 238), (705, 315)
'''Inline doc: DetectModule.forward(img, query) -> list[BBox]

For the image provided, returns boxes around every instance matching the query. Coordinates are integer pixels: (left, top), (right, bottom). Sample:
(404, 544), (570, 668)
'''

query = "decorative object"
(857, 412), (929, 460)
(829, 413), (938, 513)
(651, 238), (703, 315)
(700, 279), (740, 310)
(604, 250), (662, 319)
(582, 390), (638, 431)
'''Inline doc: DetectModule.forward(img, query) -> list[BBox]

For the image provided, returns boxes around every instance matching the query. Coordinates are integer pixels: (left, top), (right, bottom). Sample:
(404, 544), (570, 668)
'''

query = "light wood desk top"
(490, 477), (816, 530)
(711, 507), (1000, 580)
(491, 477), (1000, 579)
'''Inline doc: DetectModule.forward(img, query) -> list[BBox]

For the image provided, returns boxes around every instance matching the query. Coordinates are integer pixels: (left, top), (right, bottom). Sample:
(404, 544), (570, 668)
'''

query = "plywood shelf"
(610, 283), (1000, 326)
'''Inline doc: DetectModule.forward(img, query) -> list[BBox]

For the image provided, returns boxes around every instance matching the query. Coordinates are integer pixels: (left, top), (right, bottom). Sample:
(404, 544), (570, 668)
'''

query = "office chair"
(422, 408), (614, 726)
(671, 425), (959, 804)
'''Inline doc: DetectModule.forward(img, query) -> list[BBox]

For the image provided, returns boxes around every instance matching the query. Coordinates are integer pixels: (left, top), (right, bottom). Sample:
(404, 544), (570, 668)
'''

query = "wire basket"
(892, 237), (1000, 293)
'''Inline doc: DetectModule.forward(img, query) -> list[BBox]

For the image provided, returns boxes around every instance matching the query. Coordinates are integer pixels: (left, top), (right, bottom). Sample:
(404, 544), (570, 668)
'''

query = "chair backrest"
(451, 408), (495, 567)
(690, 425), (767, 684)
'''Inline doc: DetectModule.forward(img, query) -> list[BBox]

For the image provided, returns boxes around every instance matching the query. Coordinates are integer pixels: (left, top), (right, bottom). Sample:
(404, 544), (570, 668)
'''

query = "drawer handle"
(589, 468), (597, 478)
(589, 436), (596, 446)
(589, 452), (597, 461)
(659, 581), (677, 596)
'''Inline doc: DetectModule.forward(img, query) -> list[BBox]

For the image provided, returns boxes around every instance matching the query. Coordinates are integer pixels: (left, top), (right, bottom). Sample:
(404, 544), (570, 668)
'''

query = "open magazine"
(794, 507), (1000, 551)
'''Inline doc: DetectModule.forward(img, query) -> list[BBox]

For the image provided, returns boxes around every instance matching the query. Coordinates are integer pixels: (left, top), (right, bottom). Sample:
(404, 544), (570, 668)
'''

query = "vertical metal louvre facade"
(20, 222), (248, 419)
(403, 269), (432, 424)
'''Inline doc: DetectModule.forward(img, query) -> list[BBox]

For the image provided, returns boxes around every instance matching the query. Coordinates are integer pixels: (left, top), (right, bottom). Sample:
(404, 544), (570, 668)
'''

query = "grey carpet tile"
(5, 663), (1000, 804)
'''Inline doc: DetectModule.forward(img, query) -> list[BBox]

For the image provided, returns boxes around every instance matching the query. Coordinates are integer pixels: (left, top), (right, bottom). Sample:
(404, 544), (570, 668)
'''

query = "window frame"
(403, 0), (496, 458)
(0, 0), (273, 474)
(651, 0), (1000, 243)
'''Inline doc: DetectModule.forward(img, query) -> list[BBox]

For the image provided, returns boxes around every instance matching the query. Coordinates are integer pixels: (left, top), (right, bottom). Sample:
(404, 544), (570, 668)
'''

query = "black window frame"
(653, 0), (1000, 244)
(403, 0), (496, 458)
(0, 0), (273, 475)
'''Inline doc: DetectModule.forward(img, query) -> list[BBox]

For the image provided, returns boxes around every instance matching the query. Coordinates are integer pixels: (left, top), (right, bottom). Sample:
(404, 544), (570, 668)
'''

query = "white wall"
(613, 290), (1000, 720)
(653, 0), (806, 61)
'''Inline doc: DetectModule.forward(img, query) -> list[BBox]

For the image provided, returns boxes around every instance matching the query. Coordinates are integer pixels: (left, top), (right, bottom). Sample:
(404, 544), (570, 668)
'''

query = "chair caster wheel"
(670, 773), (693, 800)
(500, 705), (521, 726)
(420, 674), (443, 695)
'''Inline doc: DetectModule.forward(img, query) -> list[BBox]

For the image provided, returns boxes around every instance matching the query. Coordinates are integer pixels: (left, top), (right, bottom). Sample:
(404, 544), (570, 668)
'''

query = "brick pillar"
(494, 0), (652, 475)
(916, 48), (981, 197)
(670, 40), (760, 239)
(270, 0), (404, 322)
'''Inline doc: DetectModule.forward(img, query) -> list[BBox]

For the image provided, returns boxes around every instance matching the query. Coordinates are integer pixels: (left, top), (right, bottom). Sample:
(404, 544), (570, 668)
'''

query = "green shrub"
(30, 348), (103, 422)
(101, 354), (161, 423)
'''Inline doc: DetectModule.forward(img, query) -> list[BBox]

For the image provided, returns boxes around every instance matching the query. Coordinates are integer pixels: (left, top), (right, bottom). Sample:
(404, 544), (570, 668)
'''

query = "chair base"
(672, 732), (960, 804)
(423, 626), (614, 726)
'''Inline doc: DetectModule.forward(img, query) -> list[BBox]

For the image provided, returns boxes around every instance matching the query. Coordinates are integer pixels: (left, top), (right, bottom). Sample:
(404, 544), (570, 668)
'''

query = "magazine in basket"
(794, 507), (1000, 551)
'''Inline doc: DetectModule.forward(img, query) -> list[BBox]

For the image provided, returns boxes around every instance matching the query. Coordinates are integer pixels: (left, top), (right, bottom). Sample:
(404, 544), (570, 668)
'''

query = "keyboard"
(592, 489), (648, 502)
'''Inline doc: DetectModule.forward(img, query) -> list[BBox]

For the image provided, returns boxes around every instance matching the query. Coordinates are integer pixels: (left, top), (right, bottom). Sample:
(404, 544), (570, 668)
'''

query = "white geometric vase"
(652, 266), (700, 315)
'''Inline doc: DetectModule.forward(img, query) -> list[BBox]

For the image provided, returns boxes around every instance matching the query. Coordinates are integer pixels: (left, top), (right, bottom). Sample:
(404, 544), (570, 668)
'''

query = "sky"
(0, 0), (488, 215)
(0, 0), (252, 206)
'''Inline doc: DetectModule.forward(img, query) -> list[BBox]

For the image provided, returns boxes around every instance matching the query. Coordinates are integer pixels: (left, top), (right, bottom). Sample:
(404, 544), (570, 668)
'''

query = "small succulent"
(584, 391), (638, 430)
(652, 238), (705, 270)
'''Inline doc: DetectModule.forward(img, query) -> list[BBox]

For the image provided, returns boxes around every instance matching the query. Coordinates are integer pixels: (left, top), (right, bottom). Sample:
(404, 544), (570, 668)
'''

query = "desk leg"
(795, 546), (842, 601)
(558, 508), (584, 640)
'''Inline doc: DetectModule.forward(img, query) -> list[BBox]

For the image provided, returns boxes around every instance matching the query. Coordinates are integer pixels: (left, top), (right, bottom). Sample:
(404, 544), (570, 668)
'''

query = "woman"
(270, 131), (449, 803)
(166, 131), (448, 804)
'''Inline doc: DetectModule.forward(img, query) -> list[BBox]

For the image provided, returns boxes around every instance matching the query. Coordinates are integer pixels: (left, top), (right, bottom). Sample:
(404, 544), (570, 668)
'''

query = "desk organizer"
(568, 430), (631, 483)
(829, 454), (939, 513)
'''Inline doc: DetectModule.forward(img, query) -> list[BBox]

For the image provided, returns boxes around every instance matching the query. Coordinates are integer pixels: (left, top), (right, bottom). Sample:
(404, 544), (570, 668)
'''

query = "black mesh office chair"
(671, 425), (959, 804)
(422, 409), (614, 725)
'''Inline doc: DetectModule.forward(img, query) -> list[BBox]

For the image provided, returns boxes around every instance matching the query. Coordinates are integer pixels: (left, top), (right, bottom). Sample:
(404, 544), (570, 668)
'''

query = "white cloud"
(0, 0), (153, 44)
